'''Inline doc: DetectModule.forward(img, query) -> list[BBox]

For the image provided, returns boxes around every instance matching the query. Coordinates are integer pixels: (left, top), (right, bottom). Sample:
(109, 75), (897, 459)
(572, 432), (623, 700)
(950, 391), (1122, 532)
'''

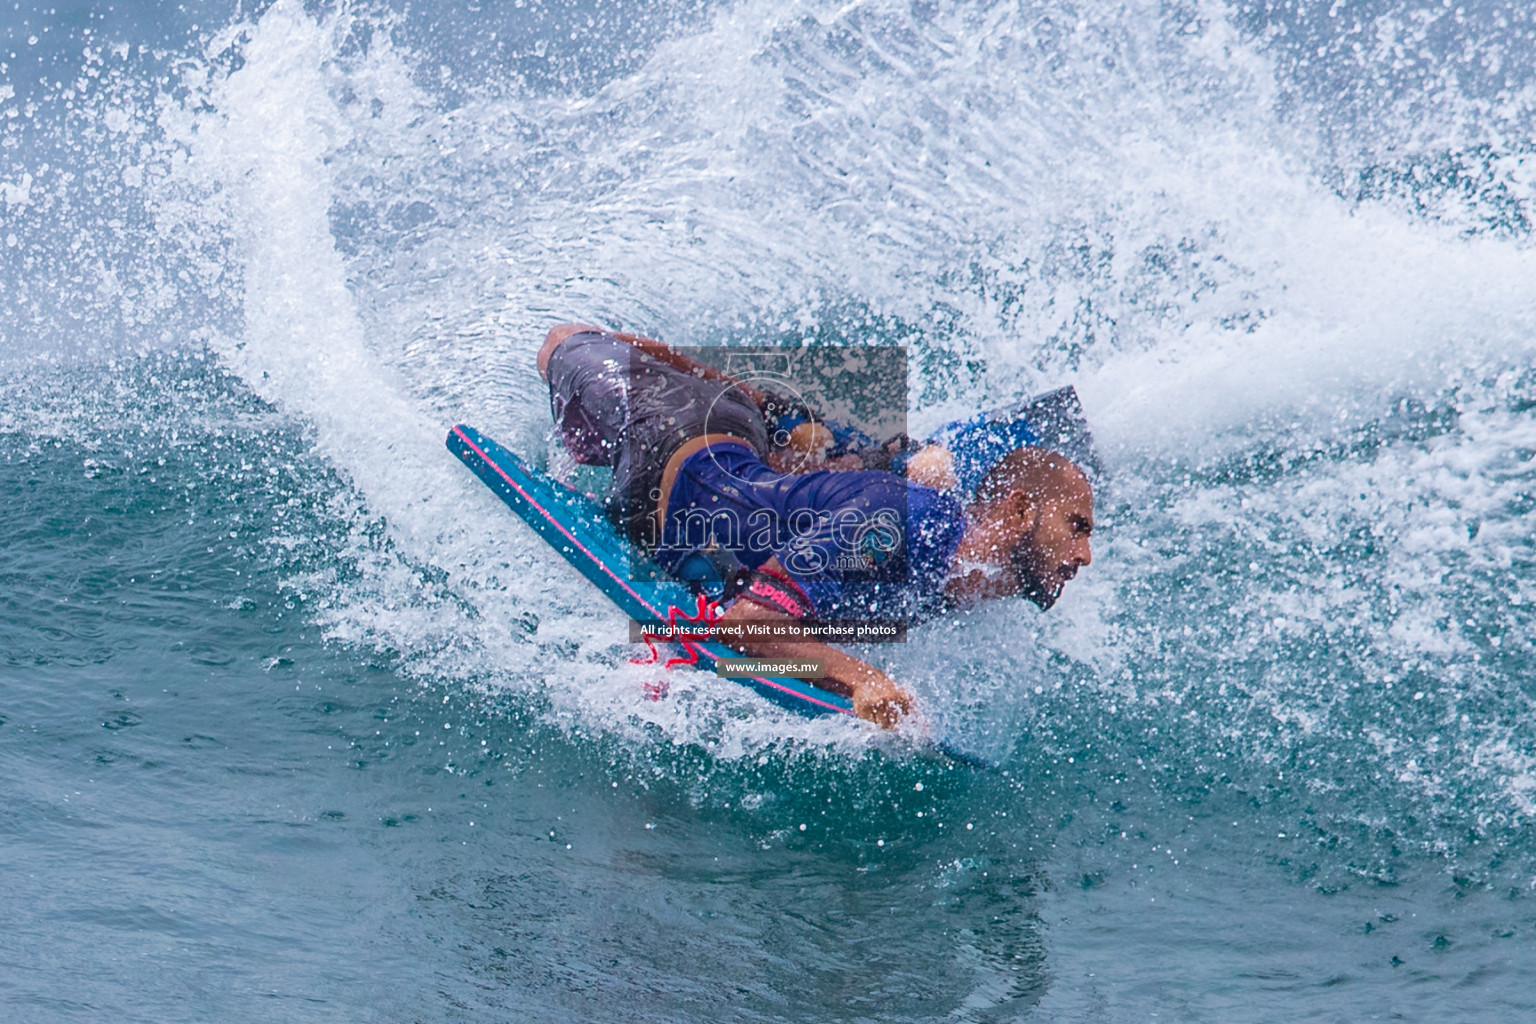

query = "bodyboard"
(446, 424), (855, 718)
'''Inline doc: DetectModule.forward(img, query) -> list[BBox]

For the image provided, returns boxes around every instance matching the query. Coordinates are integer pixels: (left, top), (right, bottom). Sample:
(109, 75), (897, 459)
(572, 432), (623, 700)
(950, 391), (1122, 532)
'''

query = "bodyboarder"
(538, 322), (1095, 728)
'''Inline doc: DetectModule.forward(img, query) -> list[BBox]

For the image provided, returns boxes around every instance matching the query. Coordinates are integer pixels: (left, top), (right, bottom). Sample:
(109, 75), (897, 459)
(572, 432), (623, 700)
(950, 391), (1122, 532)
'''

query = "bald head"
(976, 447), (1090, 506)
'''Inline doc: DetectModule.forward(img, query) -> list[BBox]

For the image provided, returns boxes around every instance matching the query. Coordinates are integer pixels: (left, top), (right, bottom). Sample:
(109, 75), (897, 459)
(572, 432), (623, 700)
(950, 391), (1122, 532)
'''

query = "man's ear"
(1004, 487), (1040, 535)
(1008, 487), (1035, 520)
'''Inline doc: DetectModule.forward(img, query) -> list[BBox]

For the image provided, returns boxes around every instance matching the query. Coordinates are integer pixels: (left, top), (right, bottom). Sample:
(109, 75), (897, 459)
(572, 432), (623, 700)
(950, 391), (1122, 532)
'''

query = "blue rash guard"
(657, 442), (966, 623)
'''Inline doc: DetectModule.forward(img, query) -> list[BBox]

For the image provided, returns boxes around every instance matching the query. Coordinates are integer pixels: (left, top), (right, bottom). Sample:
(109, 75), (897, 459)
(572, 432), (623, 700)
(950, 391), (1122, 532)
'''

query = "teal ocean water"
(4, 1), (1536, 1020)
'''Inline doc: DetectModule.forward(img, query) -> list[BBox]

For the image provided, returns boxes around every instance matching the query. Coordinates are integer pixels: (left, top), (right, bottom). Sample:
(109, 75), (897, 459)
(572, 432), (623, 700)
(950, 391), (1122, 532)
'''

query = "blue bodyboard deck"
(447, 424), (855, 718)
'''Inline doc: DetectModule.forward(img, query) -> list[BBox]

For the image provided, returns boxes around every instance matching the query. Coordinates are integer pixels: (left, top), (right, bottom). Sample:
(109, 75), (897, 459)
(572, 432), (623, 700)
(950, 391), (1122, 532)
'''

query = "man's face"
(1010, 476), (1094, 611)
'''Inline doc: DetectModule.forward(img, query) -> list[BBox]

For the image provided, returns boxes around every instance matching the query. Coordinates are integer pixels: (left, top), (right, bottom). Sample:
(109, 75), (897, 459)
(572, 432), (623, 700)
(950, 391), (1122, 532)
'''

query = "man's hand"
(849, 669), (914, 729)
(714, 572), (914, 729)
(905, 444), (958, 490)
(767, 422), (867, 475)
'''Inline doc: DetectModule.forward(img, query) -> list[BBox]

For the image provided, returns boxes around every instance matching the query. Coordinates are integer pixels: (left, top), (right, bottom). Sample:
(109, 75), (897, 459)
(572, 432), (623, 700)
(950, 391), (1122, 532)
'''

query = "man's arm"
(714, 561), (913, 728)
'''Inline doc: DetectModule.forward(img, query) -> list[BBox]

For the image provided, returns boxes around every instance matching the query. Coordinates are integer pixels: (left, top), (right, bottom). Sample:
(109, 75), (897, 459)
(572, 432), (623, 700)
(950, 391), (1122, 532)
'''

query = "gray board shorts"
(544, 331), (770, 543)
